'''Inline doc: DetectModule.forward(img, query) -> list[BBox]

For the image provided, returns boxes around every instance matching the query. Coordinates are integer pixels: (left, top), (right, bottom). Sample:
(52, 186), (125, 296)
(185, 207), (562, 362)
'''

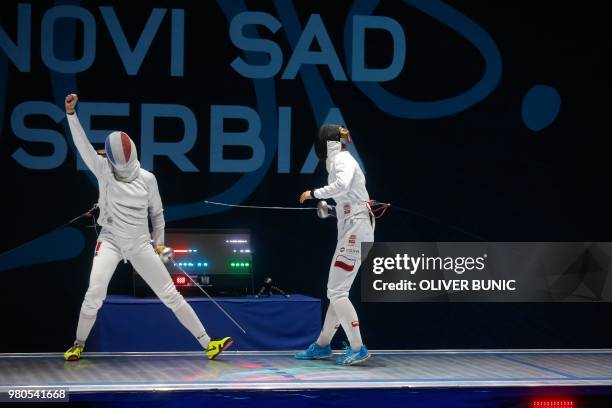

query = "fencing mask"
(104, 131), (140, 182)
(315, 124), (352, 161)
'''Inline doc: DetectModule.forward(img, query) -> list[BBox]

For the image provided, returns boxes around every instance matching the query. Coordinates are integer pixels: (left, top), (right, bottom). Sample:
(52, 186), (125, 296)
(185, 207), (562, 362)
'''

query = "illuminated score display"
(172, 248), (209, 268)
(230, 262), (250, 268)
(176, 262), (208, 268)
(174, 275), (187, 285)
(156, 229), (254, 295)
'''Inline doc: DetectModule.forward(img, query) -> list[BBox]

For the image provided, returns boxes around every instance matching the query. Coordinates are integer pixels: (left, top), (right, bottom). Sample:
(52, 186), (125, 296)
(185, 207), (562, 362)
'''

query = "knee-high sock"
(316, 304), (340, 347)
(175, 303), (211, 348)
(75, 312), (97, 344)
(332, 297), (363, 351)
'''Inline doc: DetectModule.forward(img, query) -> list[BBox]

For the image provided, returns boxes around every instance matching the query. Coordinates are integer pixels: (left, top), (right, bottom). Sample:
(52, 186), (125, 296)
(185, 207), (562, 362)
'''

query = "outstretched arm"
(65, 94), (105, 176)
(148, 175), (165, 248)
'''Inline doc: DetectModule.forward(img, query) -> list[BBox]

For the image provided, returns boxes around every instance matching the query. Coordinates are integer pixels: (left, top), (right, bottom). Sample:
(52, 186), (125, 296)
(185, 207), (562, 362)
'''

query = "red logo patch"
(334, 255), (356, 271)
(351, 321), (360, 328)
(343, 204), (351, 215)
(348, 234), (357, 246)
(94, 241), (102, 256)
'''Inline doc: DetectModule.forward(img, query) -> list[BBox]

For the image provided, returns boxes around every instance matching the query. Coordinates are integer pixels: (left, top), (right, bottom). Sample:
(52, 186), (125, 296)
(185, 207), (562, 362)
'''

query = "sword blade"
(172, 260), (247, 334)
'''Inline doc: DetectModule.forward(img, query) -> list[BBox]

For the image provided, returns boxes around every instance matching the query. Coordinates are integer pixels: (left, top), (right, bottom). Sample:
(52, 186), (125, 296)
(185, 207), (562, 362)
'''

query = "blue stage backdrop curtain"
(87, 295), (321, 351)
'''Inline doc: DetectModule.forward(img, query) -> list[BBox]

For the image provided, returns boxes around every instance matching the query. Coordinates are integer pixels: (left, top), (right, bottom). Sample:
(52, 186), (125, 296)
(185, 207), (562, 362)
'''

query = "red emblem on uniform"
(334, 255), (356, 271)
(351, 321), (360, 327)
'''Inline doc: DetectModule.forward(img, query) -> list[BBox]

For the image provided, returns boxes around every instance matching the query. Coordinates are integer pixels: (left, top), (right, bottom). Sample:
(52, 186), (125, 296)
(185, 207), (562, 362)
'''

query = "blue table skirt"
(88, 295), (321, 352)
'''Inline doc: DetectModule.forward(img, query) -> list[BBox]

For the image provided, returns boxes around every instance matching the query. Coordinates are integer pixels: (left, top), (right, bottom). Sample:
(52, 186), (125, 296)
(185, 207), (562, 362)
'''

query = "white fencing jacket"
(66, 113), (165, 247)
(313, 141), (371, 229)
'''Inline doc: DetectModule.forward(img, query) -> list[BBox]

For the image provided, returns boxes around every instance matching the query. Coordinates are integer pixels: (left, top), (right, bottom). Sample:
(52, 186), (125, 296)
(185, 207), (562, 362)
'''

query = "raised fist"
(65, 94), (78, 114)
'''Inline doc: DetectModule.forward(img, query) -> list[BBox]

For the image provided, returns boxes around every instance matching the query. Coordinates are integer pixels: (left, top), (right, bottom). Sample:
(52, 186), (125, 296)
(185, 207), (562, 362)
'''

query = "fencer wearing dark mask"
(297, 124), (374, 366)
(62, 94), (233, 361)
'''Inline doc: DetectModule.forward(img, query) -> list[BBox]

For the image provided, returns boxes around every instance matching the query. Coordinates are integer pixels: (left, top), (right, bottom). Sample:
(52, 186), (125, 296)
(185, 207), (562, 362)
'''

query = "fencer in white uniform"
(296, 124), (374, 366)
(62, 94), (232, 361)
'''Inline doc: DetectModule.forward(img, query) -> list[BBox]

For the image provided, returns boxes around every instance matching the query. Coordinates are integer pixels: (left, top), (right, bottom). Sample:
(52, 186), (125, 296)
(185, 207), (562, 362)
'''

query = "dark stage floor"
(1, 349), (612, 392)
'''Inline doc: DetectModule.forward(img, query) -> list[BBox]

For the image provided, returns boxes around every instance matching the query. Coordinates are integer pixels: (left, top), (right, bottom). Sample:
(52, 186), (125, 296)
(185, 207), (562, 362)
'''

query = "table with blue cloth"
(87, 295), (321, 351)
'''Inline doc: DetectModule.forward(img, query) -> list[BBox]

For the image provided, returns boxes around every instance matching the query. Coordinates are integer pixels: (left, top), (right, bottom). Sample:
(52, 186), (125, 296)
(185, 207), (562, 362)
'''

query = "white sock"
(332, 297), (363, 351)
(75, 312), (97, 344)
(174, 304), (210, 348)
(316, 304), (340, 347)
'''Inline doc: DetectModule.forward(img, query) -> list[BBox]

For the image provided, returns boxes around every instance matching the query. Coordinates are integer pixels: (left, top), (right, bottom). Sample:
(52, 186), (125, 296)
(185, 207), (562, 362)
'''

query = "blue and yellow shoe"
(335, 342), (371, 366)
(64, 341), (84, 361)
(294, 342), (333, 360)
(206, 337), (234, 360)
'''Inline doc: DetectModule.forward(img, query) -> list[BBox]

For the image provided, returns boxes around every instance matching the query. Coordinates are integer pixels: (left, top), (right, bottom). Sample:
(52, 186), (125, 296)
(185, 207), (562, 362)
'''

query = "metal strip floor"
(1, 350), (612, 392)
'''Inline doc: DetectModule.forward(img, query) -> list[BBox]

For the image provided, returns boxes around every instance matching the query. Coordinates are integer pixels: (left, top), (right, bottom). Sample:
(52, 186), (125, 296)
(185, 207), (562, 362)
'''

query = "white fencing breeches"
(317, 216), (373, 350)
(75, 236), (209, 346)
(326, 217), (374, 302)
